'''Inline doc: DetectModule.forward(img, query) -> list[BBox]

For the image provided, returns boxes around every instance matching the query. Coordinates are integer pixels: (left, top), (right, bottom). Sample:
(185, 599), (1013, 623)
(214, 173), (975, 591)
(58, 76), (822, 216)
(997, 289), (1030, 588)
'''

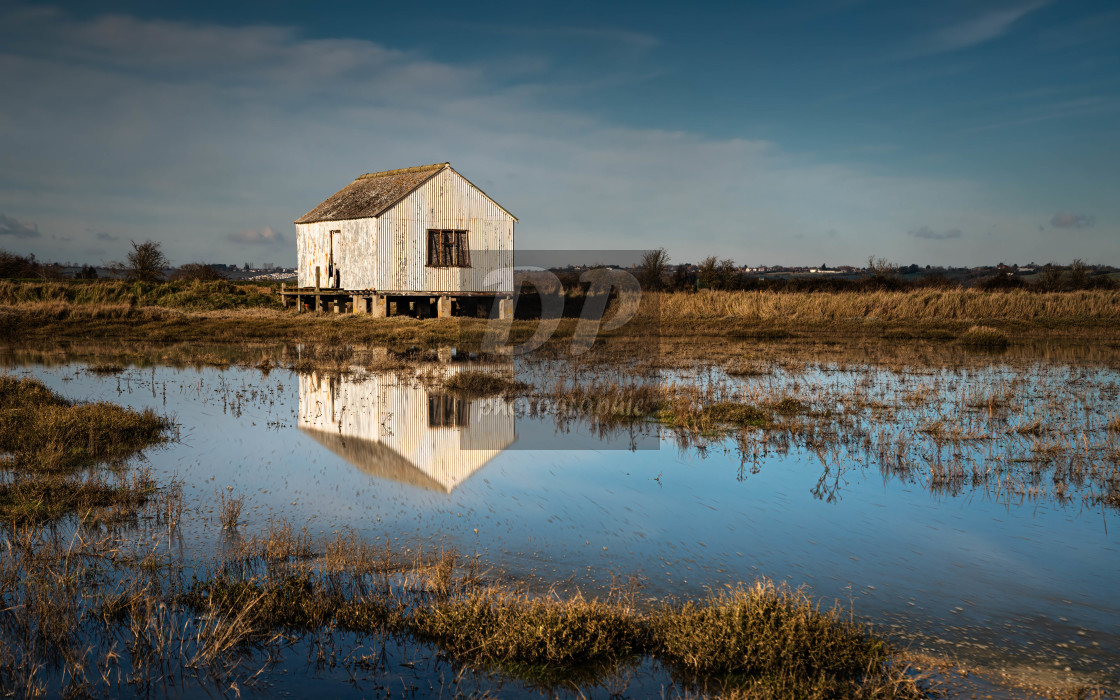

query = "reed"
(216, 487), (243, 530)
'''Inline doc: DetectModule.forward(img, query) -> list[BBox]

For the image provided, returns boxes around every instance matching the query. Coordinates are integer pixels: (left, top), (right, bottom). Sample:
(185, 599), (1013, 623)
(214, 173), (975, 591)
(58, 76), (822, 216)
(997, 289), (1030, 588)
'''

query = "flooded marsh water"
(3, 342), (1120, 697)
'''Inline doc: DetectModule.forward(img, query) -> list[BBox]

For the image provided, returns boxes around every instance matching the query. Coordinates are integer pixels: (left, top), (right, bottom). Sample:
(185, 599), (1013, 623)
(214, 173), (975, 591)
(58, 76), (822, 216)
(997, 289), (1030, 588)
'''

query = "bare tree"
(697, 256), (719, 289)
(117, 240), (168, 282)
(866, 256), (899, 276)
(1068, 259), (1089, 289)
(717, 258), (738, 289)
(638, 248), (670, 291)
(1039, 263), (1064, 292)
(170, 262), (227, 281)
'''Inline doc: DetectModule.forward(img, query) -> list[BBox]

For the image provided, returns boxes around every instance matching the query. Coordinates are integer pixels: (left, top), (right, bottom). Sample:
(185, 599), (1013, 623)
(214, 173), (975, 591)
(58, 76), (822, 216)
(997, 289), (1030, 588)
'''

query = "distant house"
(290, 162), (516, 317)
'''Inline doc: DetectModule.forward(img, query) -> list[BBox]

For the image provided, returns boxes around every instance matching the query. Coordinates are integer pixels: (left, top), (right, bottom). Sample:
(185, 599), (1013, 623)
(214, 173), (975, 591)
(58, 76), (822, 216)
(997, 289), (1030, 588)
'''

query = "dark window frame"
(426, 229), (471, 268)
(428, 394), (469, 428)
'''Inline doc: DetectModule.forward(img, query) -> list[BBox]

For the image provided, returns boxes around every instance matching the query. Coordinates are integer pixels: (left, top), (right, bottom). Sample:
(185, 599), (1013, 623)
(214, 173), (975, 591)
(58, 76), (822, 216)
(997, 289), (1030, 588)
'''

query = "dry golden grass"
(182, 524), (919, 696)
(660, 288), (1120, 323)
(959, 325), (1011, 349)
(0, 374), (169, 473)
(0, 374), (170, 524)
(3, 287), (1119, 355)
(216, 487), (243, 530)
(0, 279), (279, 310)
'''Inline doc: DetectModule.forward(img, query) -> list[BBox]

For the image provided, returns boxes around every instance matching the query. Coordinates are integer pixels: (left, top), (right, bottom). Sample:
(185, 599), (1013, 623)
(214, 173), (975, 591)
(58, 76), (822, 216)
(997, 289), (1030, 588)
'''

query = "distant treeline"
(623, 254), (1118, 293)
(0, 245), (232, 283)
(4, 246), (1117, 294)
(542, 266), (1117, 295)
(0, 250), (70, 279)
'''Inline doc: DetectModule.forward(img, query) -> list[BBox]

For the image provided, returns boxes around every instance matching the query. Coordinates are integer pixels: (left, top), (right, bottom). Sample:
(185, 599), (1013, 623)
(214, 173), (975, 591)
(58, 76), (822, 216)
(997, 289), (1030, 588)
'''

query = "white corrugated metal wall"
(296, 218), (377, 289)
(375, 167), (514, 294)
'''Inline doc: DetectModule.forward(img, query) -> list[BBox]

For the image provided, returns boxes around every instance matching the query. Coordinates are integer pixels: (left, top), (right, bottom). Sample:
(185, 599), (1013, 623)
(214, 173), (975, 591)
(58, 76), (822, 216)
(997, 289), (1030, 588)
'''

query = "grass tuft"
(0, 374), (169, 472)
(0, 471), (156, 524)
(959, 325), (1010, 349)
(649, 582), (885, 680)
(0, 374), (169, 522)
(217, 487), (244, 530)
(444, 371), (527, 397)
(706, 403), (771, 428)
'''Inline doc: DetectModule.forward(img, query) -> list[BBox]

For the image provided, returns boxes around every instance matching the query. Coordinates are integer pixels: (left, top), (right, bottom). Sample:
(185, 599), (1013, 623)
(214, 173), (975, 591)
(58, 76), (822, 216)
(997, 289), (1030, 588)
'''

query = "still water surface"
(13, 356), (1120, 690)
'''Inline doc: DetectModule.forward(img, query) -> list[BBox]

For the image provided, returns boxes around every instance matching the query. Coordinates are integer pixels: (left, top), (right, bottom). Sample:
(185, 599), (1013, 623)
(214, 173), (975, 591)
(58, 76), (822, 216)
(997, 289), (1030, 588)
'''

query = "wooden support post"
(280, 282), (287, 309)
(295, 293), (302, 313)
(437, 295), (453, 319)
(371, 294), (388, 318)
(352, 294), (365, 314)
(498, 296), (513, 321)
(332, 299), (340, 314)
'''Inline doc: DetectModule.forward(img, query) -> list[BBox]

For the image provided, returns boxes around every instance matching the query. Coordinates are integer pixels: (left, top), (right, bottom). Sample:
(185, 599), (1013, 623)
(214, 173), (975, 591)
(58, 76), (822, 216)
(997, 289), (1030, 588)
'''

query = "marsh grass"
(0, 470), (155, 524)
(216, 487), (243, 530)
(703, 403), (771, 428)
(650, 582), (888, 683)
(87, 362), (125, 375)
(0, 374), (169, 473)
(4, 287), (1120, 357)
(0, 279), (280, 311)
(444, 371), (528, 397)
(661, 288), (1120, 325)
(959, 325), (1011, 349)
(176, 523), (919, 697)
(0, 374), (169, 524)
(725, 359), (771, 377)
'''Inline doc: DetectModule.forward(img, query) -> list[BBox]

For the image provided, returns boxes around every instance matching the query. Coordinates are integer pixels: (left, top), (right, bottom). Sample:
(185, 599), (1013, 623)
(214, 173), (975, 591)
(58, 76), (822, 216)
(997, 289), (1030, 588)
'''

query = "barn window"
(428, 394), (468, 427)
(426, 229), (471, 267)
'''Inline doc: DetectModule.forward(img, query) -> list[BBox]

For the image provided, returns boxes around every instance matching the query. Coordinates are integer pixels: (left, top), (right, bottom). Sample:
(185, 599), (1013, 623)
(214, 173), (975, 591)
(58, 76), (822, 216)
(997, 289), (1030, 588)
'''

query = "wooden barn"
(284, 162), (516, 318)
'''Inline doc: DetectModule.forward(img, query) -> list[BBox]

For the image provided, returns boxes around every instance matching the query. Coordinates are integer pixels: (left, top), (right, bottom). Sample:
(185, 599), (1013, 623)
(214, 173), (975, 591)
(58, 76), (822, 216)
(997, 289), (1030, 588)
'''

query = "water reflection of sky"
(13, 361), (1120, 686)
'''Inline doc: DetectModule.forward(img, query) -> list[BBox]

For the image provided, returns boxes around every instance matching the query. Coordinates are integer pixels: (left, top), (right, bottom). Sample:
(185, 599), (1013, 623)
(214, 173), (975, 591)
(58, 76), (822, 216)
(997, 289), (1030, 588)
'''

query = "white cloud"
(909, 226), (964, 240)
(927, 1), (1048, 53)
(228, 227), (285, 246)
(1049, 212), (1094, 229)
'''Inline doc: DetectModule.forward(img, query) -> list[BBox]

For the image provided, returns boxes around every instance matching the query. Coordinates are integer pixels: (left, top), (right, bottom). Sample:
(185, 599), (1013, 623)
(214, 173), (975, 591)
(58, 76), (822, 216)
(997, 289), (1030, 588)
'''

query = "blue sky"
(0, 0), (1117, 267)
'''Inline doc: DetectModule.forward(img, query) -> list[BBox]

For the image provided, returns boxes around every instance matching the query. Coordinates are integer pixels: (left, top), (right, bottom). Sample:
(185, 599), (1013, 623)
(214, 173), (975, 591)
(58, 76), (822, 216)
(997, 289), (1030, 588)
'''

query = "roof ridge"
(357, 162), (449, 180)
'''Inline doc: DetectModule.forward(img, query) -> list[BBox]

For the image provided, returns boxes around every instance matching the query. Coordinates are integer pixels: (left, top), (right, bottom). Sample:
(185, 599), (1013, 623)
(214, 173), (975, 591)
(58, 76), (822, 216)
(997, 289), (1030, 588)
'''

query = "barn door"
(328, 230), (341, 288)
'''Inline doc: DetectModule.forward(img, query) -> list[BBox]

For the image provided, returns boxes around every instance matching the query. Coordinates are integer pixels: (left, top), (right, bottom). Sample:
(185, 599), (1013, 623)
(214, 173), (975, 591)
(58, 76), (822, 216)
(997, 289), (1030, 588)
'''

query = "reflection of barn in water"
(298, 368), (516, 493)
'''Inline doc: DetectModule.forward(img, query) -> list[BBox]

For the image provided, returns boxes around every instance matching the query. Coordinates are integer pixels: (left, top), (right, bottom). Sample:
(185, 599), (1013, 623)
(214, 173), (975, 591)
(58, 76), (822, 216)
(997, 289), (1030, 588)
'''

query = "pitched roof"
(294, 162), (448, 224)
